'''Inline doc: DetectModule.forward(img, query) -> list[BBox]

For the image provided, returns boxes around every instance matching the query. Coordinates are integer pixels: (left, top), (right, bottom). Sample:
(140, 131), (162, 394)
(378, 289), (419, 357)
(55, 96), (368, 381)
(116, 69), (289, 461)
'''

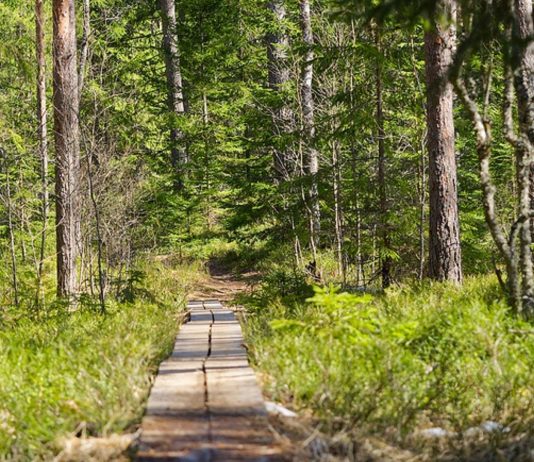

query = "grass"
(0, 256), (204, 461)
(243, 273), (534, 459)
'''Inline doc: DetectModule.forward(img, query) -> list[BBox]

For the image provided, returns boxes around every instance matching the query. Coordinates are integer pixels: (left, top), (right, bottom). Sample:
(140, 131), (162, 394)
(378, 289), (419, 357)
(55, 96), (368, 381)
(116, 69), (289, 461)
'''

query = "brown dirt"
(188, 258), (260, 302)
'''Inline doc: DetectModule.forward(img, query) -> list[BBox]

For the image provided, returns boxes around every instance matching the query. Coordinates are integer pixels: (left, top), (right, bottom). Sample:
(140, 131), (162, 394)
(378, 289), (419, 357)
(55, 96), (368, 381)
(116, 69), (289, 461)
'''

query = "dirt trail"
(188, 259), (259, 302)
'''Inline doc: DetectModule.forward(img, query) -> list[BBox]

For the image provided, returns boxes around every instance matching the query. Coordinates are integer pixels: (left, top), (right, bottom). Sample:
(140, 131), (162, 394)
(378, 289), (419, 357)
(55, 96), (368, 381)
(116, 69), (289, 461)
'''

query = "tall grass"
(0, 257), (203, 461)
(244, 275), (534, 441)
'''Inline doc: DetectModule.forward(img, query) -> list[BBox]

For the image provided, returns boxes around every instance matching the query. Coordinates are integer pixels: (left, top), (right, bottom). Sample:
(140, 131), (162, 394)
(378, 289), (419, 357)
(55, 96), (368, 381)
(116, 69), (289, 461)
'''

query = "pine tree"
(53, 0), (81, 299)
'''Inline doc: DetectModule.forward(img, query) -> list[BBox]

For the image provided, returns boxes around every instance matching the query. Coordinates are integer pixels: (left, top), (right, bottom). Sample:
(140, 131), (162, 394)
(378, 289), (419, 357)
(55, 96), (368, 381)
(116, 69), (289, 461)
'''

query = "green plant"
(0, 258), (200, 461)
(245, 276), (534, 440)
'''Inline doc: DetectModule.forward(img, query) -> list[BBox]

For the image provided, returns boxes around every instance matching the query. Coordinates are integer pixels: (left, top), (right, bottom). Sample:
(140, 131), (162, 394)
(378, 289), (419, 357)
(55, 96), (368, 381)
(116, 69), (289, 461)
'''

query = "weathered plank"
(137, 311), (211, 460)
(138, 300), (283, 461)
(207, 312), (277, 461)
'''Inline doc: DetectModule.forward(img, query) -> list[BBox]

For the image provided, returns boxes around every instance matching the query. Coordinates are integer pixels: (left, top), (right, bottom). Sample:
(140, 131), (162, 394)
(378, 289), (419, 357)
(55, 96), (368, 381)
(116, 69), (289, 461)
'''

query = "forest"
(0, 0), (534, 460)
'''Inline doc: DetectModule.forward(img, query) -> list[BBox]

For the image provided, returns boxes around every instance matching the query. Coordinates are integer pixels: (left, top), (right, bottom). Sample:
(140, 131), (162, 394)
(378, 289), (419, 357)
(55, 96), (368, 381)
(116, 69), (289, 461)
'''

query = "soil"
(188, 258), (260, 302)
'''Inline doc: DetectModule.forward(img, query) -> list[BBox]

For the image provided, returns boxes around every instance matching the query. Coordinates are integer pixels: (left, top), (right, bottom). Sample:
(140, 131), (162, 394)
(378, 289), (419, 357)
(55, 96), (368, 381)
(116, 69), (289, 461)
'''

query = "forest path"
(137, 299), (285, 461)
(188, 258), (259, 302)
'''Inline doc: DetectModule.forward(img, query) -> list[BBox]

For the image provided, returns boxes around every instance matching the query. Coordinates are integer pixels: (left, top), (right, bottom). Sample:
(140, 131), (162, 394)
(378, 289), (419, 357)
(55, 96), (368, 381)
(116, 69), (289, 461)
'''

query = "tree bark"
(35, 0), (49, 302)
(418, 138), (427, 280)
(266, 0), (294, 181)
(53, 0), (81, 299)
(375, 28), (391, 288)
(299, 0), (320, 254)
(2, 154), (19, 307)
(514, 0), (534, 143)
(331, 138), (345, 281)
(159, 0), (187, 189)
(86, 150), (106, 313)
(512, 0), (534, 311)
(424, 0), (463, 283)
(78, 0), (90, 96)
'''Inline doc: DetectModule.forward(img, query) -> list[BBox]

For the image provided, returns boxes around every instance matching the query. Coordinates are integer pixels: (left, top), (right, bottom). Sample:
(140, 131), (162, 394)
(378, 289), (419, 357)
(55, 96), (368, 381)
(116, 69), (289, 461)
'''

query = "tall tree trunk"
(424, 0), (462, 283)
(512, 0), (534, 310)
(3, 155), (19, 307)
(331, 138), (345, 281)
(418, 138), (427, 280)
(299, 0), (320, 255)
(53, 0), (81, 299)
(375, 28), (391, 288)
(35, 0), (49, 302)
(86, 152), (106, 314)
(159, 0), (187, 189)
(78, 0), (90, 96)
(514, 0), (534, 143)
(348, 41), (365, 286)
(266, 0), (293, 181)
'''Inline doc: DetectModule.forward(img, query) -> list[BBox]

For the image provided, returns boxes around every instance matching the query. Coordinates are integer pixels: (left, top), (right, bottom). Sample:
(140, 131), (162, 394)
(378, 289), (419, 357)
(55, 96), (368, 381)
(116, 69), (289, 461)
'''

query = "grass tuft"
(0, 258), (202, 461)
(244, 274), (534, 455)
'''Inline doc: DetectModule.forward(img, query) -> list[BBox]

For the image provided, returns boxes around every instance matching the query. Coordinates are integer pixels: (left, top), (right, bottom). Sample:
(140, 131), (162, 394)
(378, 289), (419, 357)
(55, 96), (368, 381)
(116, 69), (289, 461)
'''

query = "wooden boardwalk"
(138, 300), (283, 461)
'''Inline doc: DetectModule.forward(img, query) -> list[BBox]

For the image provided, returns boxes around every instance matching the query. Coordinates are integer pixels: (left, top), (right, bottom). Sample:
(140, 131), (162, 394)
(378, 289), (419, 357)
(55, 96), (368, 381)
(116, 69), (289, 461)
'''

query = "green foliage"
(263, 267), (314, 300)
(245, 276), (534, 439)
(0, 259), (200, 461)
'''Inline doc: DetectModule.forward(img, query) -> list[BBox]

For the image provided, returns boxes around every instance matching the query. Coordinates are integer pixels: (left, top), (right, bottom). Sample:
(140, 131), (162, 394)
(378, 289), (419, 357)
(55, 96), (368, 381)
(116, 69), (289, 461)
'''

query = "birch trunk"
(299, 0), (320, 253)
(35, 0), (49, 300)
(332, 139), (345, 281)
(512, 0), (534, 310)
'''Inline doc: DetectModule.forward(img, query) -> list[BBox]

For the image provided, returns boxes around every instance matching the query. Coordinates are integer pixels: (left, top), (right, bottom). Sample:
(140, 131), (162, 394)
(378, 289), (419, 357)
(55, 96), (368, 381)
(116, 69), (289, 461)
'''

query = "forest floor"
(188, 258), (260, 301)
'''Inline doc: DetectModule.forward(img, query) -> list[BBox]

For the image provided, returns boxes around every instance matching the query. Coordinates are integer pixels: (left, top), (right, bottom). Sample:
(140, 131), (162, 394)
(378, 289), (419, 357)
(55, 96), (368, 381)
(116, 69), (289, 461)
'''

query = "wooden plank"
(187, 301), (205, 310)
(206, 311), (281, 461)
(138, 301), (284, 461)
(137, 320), (211, 460)
(203, 300), (224, 310)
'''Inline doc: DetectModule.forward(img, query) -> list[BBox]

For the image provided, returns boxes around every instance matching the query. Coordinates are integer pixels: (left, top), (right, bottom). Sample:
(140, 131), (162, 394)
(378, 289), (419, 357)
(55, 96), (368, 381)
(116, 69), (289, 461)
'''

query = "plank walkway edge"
(137, 299), (283, 462)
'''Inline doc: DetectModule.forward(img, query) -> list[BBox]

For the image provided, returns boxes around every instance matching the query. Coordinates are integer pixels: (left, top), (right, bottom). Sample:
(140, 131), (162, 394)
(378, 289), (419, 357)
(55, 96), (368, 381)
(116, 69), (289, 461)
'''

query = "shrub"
(246, 276), (534, 438)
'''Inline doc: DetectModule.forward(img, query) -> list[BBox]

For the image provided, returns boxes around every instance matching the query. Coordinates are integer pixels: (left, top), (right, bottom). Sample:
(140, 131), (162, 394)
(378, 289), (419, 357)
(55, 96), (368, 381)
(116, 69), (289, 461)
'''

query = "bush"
(0, 258), (198, 461)
(245, 276), (534, 438)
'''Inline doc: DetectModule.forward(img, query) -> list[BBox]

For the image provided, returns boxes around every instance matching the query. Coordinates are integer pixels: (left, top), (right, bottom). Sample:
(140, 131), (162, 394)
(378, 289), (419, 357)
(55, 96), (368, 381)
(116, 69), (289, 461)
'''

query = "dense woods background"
(0, 0), (531, 306)
(1, 0), (534, 460)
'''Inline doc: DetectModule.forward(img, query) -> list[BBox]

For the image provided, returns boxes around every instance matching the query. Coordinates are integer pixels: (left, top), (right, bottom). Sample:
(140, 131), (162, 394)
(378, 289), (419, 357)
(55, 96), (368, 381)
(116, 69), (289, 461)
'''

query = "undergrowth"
(243, 274), (534, 458)
(0, 257), (203, 461)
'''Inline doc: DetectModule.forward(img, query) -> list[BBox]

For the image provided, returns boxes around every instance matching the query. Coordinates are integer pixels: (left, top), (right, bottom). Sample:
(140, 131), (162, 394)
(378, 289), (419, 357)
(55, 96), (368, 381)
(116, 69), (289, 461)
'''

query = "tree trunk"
(512, 0), (534, 311)
(331, 138), (345, 282)
(78, 0), (90, 96)
(299, 0), (320, 254)
(418, 138), (427, 280)
(424, 0), (463, 283)
(159, 0), (187, 188)
(3, 155), (19, 307)
(86, 151), (106, 313)
(375, 28), (391, 288)
(266, 0), (294, 181)
(35, 0), (49, 302)
(514, 0), (534, 143)
(53, 0), (81, 300)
